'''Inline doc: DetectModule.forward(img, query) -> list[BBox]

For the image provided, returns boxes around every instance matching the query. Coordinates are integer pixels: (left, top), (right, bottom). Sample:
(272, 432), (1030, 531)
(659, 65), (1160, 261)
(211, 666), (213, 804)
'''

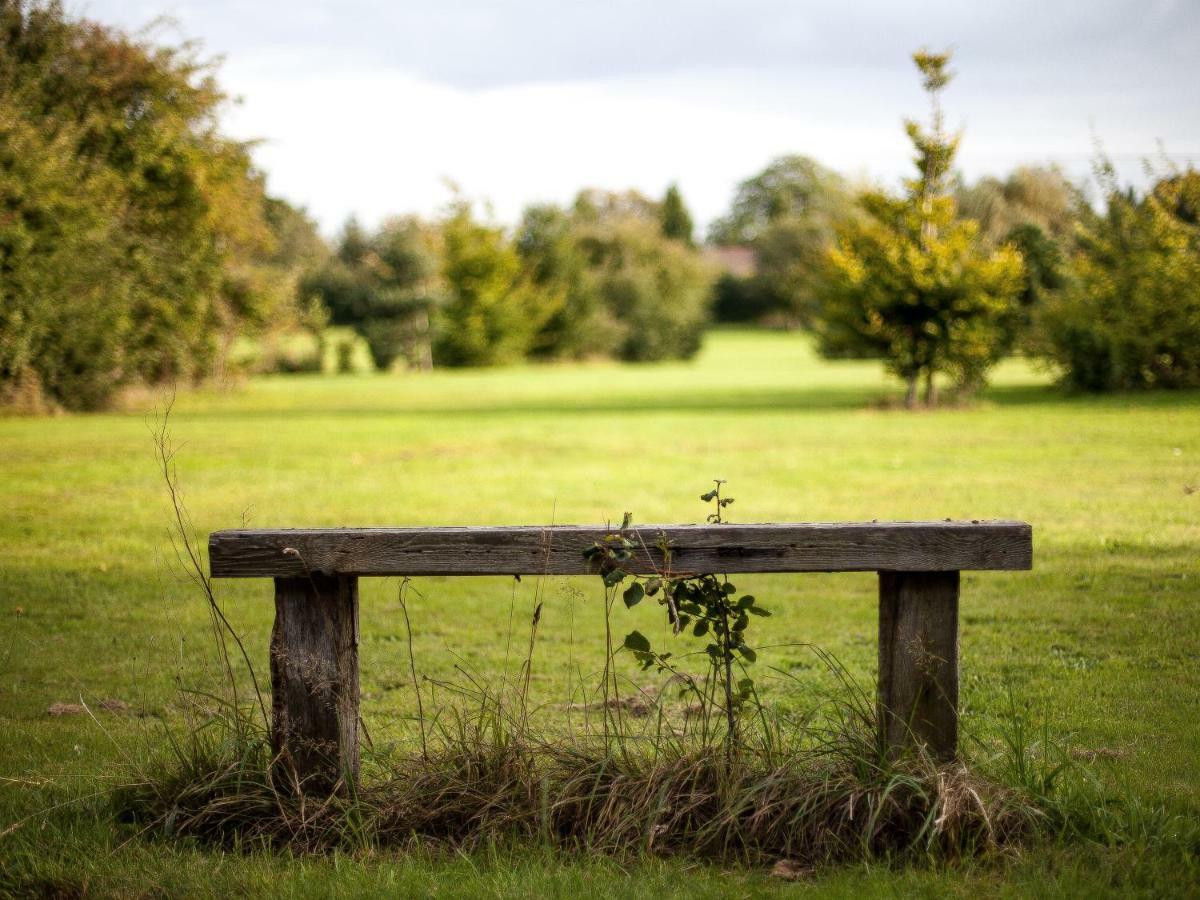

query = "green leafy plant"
(583, 482), (770, 757)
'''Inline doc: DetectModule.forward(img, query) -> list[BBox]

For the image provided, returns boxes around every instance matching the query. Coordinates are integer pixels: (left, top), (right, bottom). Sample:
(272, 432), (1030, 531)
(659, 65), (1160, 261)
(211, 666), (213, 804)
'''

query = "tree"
(659, 183), (694, 245)
(954, 166), (1080, 353)
(708, 155), (852, 245)
(574, 215), (713, 361)
(708, 155), (856, 325)
(515, 203), (595, 358)
(998, 222), (1066, 353)
(0, 1), (302, 409)
(435, 201), (558, 366)
(517, 191), (714, 362)
(955, 166), (1079, 247)
(306, 216), (440, 370)
(815, 50), (1024, 407)
(1152, 169), (1200, 225)
(1037, 161), (1200, 390)
(572, 188), (660, 225)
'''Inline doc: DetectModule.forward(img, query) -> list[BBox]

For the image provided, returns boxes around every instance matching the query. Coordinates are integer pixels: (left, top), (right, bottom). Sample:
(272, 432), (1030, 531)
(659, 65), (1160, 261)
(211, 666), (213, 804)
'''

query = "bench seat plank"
(209, 521), (1032, 578)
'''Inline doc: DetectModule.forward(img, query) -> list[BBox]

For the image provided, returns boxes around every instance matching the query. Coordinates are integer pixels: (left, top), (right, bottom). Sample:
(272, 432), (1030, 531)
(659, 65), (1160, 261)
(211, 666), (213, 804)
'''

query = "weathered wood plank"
(210, 521), (1032, 578)
(878, 571), (959, 760)
(271, 575), (360, 793)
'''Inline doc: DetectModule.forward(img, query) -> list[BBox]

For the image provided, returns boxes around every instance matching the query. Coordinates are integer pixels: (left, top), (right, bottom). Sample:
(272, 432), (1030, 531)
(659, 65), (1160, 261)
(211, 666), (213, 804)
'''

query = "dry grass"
(111, 677), (1045, 868)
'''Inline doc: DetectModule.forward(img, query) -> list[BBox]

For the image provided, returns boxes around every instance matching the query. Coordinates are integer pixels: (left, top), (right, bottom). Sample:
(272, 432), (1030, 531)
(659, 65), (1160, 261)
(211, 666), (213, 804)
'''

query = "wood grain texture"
(210, 521), (1032, 578)
(878, 571), (959, 760)
(271, 575), (359, 793)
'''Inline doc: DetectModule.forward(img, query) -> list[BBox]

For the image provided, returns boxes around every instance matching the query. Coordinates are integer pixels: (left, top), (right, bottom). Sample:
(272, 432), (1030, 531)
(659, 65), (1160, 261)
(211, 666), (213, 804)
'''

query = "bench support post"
(270, 575), (360, 793)
(877, 571), (959, 760)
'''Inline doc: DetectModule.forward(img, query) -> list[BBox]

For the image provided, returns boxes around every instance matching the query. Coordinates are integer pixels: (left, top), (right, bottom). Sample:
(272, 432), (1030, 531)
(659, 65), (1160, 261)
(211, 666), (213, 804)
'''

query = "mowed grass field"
(1, 329), (1198, 897)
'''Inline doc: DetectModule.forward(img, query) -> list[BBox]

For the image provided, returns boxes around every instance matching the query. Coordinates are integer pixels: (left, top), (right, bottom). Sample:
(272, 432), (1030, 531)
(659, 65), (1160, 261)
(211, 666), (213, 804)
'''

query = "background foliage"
(0, 0), (320, 410)
(3, 3), (1200, 412)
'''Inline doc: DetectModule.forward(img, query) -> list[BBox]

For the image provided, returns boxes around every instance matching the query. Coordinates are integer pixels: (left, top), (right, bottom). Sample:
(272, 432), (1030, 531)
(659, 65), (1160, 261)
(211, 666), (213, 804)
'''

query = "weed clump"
(115, 461), (1171, 869)
(114, 686), (1039, 864)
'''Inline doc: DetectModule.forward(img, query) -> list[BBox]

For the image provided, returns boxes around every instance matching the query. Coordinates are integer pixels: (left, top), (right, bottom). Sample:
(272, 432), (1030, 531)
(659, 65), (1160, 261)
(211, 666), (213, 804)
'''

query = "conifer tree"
(659, 183), (695, 246)
(816, 50), (1023, 407)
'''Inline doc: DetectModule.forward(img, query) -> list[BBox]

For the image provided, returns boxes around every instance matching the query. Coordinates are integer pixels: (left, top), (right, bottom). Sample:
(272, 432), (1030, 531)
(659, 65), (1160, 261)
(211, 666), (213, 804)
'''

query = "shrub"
(435, 203), (558, 367)
(1037, 166), (1200, 391)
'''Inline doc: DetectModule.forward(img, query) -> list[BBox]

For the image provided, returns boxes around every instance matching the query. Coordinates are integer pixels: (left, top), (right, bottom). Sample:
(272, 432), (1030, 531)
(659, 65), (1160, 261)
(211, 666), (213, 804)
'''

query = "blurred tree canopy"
(956, 166), (1080, 247)
(659, 183), (695, 245)
(709, 155), (853, 246)
(955, 166), (1080, 352)
(0, 0), (319, 410)
(435, 200), (559, 367)
(305, 217), (440, 370)
(708, 155), (856, 326)
(518, 187), (714, 362)
(5, 5), (1194, 405)
(814, 51), (1024, 407)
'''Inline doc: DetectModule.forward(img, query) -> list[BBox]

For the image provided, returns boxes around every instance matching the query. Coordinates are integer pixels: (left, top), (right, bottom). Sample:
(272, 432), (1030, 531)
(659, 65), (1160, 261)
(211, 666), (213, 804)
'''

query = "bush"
(435, 204), (557, 367)
(1037, 167), (1200, 391)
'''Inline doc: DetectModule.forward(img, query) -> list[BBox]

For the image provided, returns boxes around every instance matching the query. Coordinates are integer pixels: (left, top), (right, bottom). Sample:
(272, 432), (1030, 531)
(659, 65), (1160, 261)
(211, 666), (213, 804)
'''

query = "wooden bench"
(209, 520), (1032, 790)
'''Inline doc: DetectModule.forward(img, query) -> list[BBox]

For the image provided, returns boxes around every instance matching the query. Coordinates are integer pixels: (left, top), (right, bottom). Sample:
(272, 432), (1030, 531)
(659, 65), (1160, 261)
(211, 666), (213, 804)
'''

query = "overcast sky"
(81, 0), (1200, 236)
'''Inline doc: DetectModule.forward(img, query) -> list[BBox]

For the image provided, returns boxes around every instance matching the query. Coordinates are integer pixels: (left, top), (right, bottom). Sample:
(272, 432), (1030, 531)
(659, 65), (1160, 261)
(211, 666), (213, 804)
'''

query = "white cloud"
(81, 0), (1200, 234)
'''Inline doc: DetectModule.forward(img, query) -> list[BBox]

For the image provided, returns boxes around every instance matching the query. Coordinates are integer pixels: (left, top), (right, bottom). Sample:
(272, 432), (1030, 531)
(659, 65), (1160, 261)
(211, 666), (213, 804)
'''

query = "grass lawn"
(1, 328), (1198, 896)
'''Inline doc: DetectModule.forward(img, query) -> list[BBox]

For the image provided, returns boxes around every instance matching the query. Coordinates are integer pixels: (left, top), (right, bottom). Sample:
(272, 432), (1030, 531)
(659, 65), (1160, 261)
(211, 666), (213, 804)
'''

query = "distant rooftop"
(703, 245), (757, 279)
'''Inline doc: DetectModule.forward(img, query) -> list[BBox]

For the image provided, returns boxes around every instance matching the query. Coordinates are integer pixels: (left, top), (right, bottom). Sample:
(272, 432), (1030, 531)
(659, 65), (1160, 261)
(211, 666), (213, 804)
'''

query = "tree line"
(2, 2), (1198, 411)
(308, 187), (712, 374)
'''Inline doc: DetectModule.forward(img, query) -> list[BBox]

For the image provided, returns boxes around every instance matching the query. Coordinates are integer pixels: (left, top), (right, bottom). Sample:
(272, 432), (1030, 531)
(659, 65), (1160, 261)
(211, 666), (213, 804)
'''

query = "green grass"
(2, 329), (1198, 896)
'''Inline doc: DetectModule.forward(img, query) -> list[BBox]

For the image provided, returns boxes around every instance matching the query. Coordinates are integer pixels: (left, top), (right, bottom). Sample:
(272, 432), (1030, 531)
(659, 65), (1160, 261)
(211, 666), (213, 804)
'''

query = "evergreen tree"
(306, 216), (440, 370)
(815, 50), (1024, 407)
(659, 183), (695, 245)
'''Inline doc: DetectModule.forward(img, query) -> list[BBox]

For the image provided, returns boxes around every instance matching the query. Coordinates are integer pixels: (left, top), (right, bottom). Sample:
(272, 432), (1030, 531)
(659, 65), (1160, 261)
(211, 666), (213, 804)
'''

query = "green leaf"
(748, 606), (771, 617)
(700, 490), (716, 502)
(722, 582), (736, 594)
(737, 645), (757, 663)
(734, 612), (749, 632)
(622, 582), (645, 608)
(603, 568), (627, 587)
(736, 594), (756, 609)
(692, 619), (709, 637)
(623, 630), (651, 653)
(645, 577), (661, 596)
